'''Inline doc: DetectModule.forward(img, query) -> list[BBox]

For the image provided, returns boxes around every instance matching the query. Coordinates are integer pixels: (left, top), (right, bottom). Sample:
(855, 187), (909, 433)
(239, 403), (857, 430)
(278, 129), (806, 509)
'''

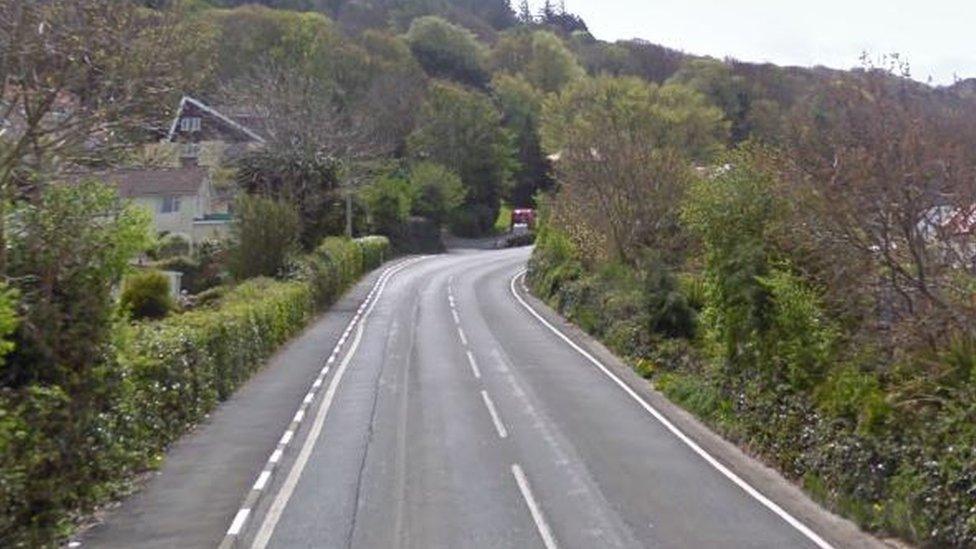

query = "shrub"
(815, 364), (890, 433)
(229, 195), (300, 280)
(155, 233), (191, 259)
(0, 235), (389, 546)
(357, 236), (390, 271)
(759, 267), (837, 389)
(152, 255), (200, 289)
(5, 180), (152, 388)
(409, 162), (466, 226)
(641, 261), (696, 339)
(121, 270), (174, 320)
(362, 175), (413, 237)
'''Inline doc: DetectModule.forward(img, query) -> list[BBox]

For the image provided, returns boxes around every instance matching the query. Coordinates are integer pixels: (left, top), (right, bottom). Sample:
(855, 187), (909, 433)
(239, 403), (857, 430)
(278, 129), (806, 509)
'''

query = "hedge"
(0, 236), (389, 547)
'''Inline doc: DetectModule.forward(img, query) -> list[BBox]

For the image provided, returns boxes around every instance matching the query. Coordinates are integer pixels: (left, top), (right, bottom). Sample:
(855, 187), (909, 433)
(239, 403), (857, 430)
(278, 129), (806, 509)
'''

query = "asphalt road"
(82, 244), (882, 549)
(225, 246), (878, 549)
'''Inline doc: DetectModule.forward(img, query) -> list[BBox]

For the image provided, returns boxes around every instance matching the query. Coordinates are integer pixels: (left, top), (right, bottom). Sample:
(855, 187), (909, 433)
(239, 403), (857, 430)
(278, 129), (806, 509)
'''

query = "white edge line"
(509, 270), (834, 549)
(481, 390), (508, 438)
(511, 464), (558, 549)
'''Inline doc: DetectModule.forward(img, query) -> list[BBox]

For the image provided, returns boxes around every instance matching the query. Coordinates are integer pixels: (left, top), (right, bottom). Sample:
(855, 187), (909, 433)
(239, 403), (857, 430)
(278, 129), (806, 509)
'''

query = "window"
(161, 196), (181, 214)
(180, 116), (201, 132)
(180, 142), (200, 158)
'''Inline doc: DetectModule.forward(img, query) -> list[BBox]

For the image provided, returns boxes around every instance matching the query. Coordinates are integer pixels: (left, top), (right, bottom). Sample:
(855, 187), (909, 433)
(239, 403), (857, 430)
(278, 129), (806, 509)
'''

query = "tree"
(4, 181), (152, 388)
(408, 162), (466, 225)
(525, 31), (585, 93)
(491, 73), (553, 206)
(229, 195), (300, 280)
(404, 16), (489, 87)
(408, 82), (516, 235)
(0, 0), (210, 269)
(217, 7), (411, 241)
(667, 58), (751, 142)
(362, 175), (413, 236)
(784, 59), (976, 345)
(517, 0), (533, 24)
(492, 30), (584, 93)
(541, 76), (726, 264)
(235, 149), (342, 250)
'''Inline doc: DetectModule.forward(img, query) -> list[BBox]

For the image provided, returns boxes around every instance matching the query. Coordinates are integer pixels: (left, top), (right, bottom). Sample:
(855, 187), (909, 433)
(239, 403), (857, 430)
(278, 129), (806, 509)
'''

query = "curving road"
(218, 245), (876, 549)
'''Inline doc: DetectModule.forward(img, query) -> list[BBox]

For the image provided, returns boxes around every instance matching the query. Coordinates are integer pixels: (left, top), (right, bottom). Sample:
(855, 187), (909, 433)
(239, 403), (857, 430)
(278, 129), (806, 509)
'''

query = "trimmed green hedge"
(0, 236), (389, 547)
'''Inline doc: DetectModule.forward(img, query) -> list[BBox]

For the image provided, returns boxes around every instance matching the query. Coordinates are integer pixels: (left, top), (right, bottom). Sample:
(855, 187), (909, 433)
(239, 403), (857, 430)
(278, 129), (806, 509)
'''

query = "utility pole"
(345, 187), (353, 238)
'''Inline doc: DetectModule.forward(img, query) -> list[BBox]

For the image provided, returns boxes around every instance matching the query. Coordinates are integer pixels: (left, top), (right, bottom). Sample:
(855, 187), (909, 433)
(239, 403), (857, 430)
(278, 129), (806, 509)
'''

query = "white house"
(78, 166), (231, 246)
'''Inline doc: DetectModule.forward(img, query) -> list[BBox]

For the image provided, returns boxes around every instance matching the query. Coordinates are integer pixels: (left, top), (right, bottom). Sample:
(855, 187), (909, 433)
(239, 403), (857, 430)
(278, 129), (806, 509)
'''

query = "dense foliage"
(229, 195), (301, 280)
(407, 81), (516, 235)
(530, 72), (976, 546)
(4, 0), (976, 546)
(0, 234), (388, 546)
(120, 270), (175, 320)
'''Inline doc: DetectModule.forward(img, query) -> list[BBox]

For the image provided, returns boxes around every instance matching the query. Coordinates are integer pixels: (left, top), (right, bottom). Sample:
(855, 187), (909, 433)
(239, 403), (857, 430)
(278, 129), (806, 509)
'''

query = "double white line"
(219, 257), (425, 549)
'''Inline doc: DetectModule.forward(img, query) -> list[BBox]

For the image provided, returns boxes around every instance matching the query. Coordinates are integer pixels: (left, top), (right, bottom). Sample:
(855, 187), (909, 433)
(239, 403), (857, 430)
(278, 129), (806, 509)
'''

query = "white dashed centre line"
(480, 390), (507, 438)
(511, 464), (558, 549)
(466, 350), (482, 379)
(228, 509), (250, 536)
(457, 327), (468, 346)
(253, 471), (271, 491)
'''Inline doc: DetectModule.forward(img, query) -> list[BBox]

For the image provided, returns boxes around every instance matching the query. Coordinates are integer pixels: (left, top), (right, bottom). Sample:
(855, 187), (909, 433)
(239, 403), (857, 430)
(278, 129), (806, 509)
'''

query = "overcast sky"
(529, 1), (974, 86)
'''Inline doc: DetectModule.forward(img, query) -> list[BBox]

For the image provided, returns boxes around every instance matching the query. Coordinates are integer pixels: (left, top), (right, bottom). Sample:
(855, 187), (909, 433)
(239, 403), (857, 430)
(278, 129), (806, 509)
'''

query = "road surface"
(231, 246), (871, 549)
(83, 245), (882, 549)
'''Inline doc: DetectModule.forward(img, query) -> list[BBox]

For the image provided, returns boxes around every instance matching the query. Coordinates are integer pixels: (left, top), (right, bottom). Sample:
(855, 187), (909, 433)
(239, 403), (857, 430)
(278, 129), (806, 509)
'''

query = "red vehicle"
(510, 208), (536, 232)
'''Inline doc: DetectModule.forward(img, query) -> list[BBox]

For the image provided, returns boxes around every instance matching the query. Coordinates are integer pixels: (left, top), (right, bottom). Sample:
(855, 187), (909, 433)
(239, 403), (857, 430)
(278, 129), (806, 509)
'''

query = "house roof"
(67, 167), (208, 198)
(166, 95), (266, 144)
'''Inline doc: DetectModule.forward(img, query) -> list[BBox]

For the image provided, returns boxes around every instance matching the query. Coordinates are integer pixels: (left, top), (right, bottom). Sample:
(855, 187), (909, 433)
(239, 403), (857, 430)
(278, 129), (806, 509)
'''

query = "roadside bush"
(815, 364), (890, 433)
(0, 235), (388, 547)
(408, 162), (466, 226)
(229, 195), (300, 281)
(362, 175), (413, 237)
(641, 261), (696, 339)
(358, 236), (390, 271)
(758, 267), (838, 389)
(450, 203), (497, 237)
(120, 270), (174, 320)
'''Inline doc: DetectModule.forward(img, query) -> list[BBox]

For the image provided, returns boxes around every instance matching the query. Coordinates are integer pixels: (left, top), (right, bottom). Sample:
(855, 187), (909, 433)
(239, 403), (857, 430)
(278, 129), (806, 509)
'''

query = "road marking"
(481, 390), (507, 438)
(279, 431), (293, 446)
(253, 471), (271, 491)
(466, 350), (482, 379)
(511, 464), (558, 549)
(250, 258), (420, 549)
(293, 410), (304, 423)
(269, 449), (282, 464)
(452, 309), (461, 324)
(228, 509), (250, 536)
(510, 271), (834, 549)
(458, 327), (468, 346)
